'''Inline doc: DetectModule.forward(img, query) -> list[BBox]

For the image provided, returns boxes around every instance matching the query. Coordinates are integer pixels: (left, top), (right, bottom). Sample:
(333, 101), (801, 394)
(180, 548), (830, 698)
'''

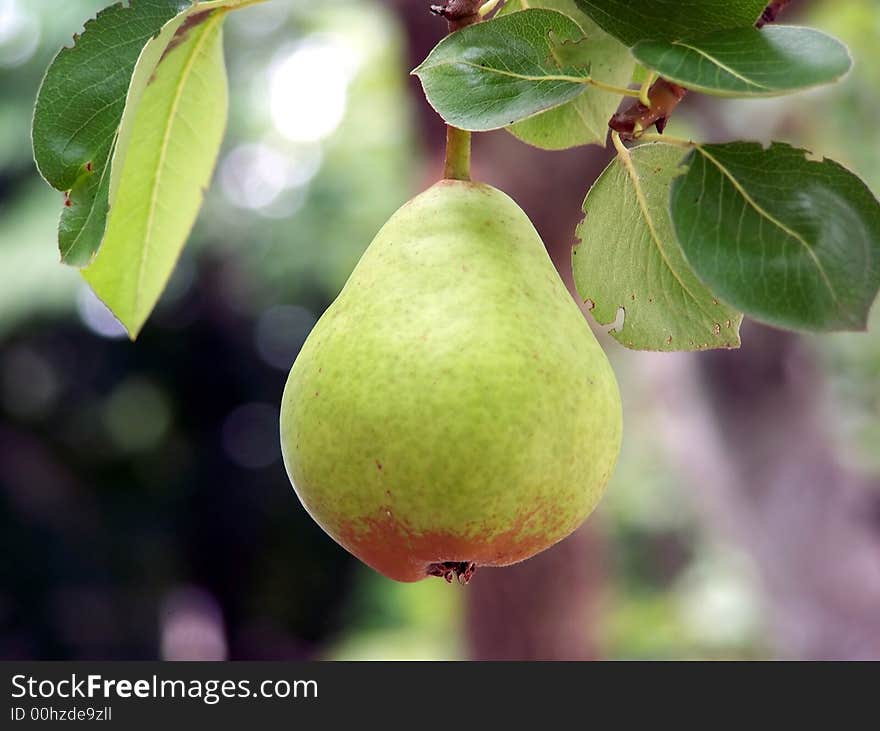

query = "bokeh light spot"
(0, 0), (40, 68)
(1, 346), (58, 419)
(269, 36), (359, 143)
(255, 305), (317, 371)
(160, 586), (228, 661)
(222, 402), (281, 470)
(220, 142), (321, 217)
(103, 377), (172, 454)
(77, 287), (128, 340)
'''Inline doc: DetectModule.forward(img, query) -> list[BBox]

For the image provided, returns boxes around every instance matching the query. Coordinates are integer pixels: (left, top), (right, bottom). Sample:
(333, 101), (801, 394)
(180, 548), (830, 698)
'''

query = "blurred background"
(1, 0), (879, 660)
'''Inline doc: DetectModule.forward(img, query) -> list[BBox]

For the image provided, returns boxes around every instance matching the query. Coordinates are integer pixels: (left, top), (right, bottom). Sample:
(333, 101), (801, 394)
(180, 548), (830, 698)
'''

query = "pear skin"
(281, 180), (622, 582)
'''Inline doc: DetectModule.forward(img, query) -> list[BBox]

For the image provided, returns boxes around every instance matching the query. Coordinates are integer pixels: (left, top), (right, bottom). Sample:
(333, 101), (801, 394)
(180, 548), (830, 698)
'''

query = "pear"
(280, 180), (622, 583)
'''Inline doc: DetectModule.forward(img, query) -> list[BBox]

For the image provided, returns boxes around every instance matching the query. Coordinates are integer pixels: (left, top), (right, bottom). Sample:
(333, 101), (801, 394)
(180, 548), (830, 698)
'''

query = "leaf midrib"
(670, 40), (769, 90)
(423, 58), (590, 87)
(617, 147), (720, 324)
(133, 11), (224, 319)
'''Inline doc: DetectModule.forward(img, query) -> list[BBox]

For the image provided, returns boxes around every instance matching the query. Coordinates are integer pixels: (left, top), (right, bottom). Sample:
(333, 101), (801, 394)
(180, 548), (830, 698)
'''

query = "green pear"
(280, 180), (622, 583)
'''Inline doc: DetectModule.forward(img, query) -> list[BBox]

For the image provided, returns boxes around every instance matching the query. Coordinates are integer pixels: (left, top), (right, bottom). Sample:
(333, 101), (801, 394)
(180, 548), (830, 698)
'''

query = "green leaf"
(573, 143), (742, 351)
(574, 0), (767, 46)
(83, 9), (229, 338)
(413, 9), (597, 132)
(32, 0), (191, 265)
(57, 163), (115, 266)
(670, 142), (880, 332)
(632, 26), (852, 98)
(498, 0), (634, 149)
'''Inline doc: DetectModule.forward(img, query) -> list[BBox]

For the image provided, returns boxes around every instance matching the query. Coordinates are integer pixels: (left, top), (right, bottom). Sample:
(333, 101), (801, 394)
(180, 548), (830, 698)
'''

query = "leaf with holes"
(83, 10), (229, 338)
(573, 143), (742, 351)
(413, 9), (599, 132)
(632, 26), (851, 98)
(671, 142), (880, 332)
(574, 0), (767, 46)
(498, 0), (634, 149)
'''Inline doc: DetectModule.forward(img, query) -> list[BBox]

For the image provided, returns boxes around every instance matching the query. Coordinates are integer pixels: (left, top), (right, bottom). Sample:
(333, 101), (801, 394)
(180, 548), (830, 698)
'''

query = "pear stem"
(444, 126), (472, 181)
(431, 1), (484, 181)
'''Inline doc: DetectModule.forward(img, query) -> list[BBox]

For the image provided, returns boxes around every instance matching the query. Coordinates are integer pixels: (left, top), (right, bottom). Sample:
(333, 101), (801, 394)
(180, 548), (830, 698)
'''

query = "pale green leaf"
(83, 10), (229, 338)
(573, 143), (742, 351)
(111, 0), (259, 205)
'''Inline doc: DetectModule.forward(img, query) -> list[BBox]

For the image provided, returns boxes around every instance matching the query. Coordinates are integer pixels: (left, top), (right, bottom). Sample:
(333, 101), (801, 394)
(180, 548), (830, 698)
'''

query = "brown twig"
(429, 0), (483, 32)
(609, 79), (687, 139)
(757, 0), (793, 27)
(609, 0), (796, 141)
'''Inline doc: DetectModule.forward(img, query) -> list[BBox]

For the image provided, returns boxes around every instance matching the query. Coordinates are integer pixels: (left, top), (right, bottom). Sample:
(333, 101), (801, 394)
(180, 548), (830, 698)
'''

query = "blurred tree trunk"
(642, 326), (880, 659)
(387, 0), (611, 659)
(464, 526), (607, 660)
(665, 0), (880, 656)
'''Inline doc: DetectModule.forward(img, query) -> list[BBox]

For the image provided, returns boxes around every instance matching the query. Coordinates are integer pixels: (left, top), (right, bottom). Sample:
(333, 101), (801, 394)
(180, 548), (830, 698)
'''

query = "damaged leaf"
(574, 143), (742, 351)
